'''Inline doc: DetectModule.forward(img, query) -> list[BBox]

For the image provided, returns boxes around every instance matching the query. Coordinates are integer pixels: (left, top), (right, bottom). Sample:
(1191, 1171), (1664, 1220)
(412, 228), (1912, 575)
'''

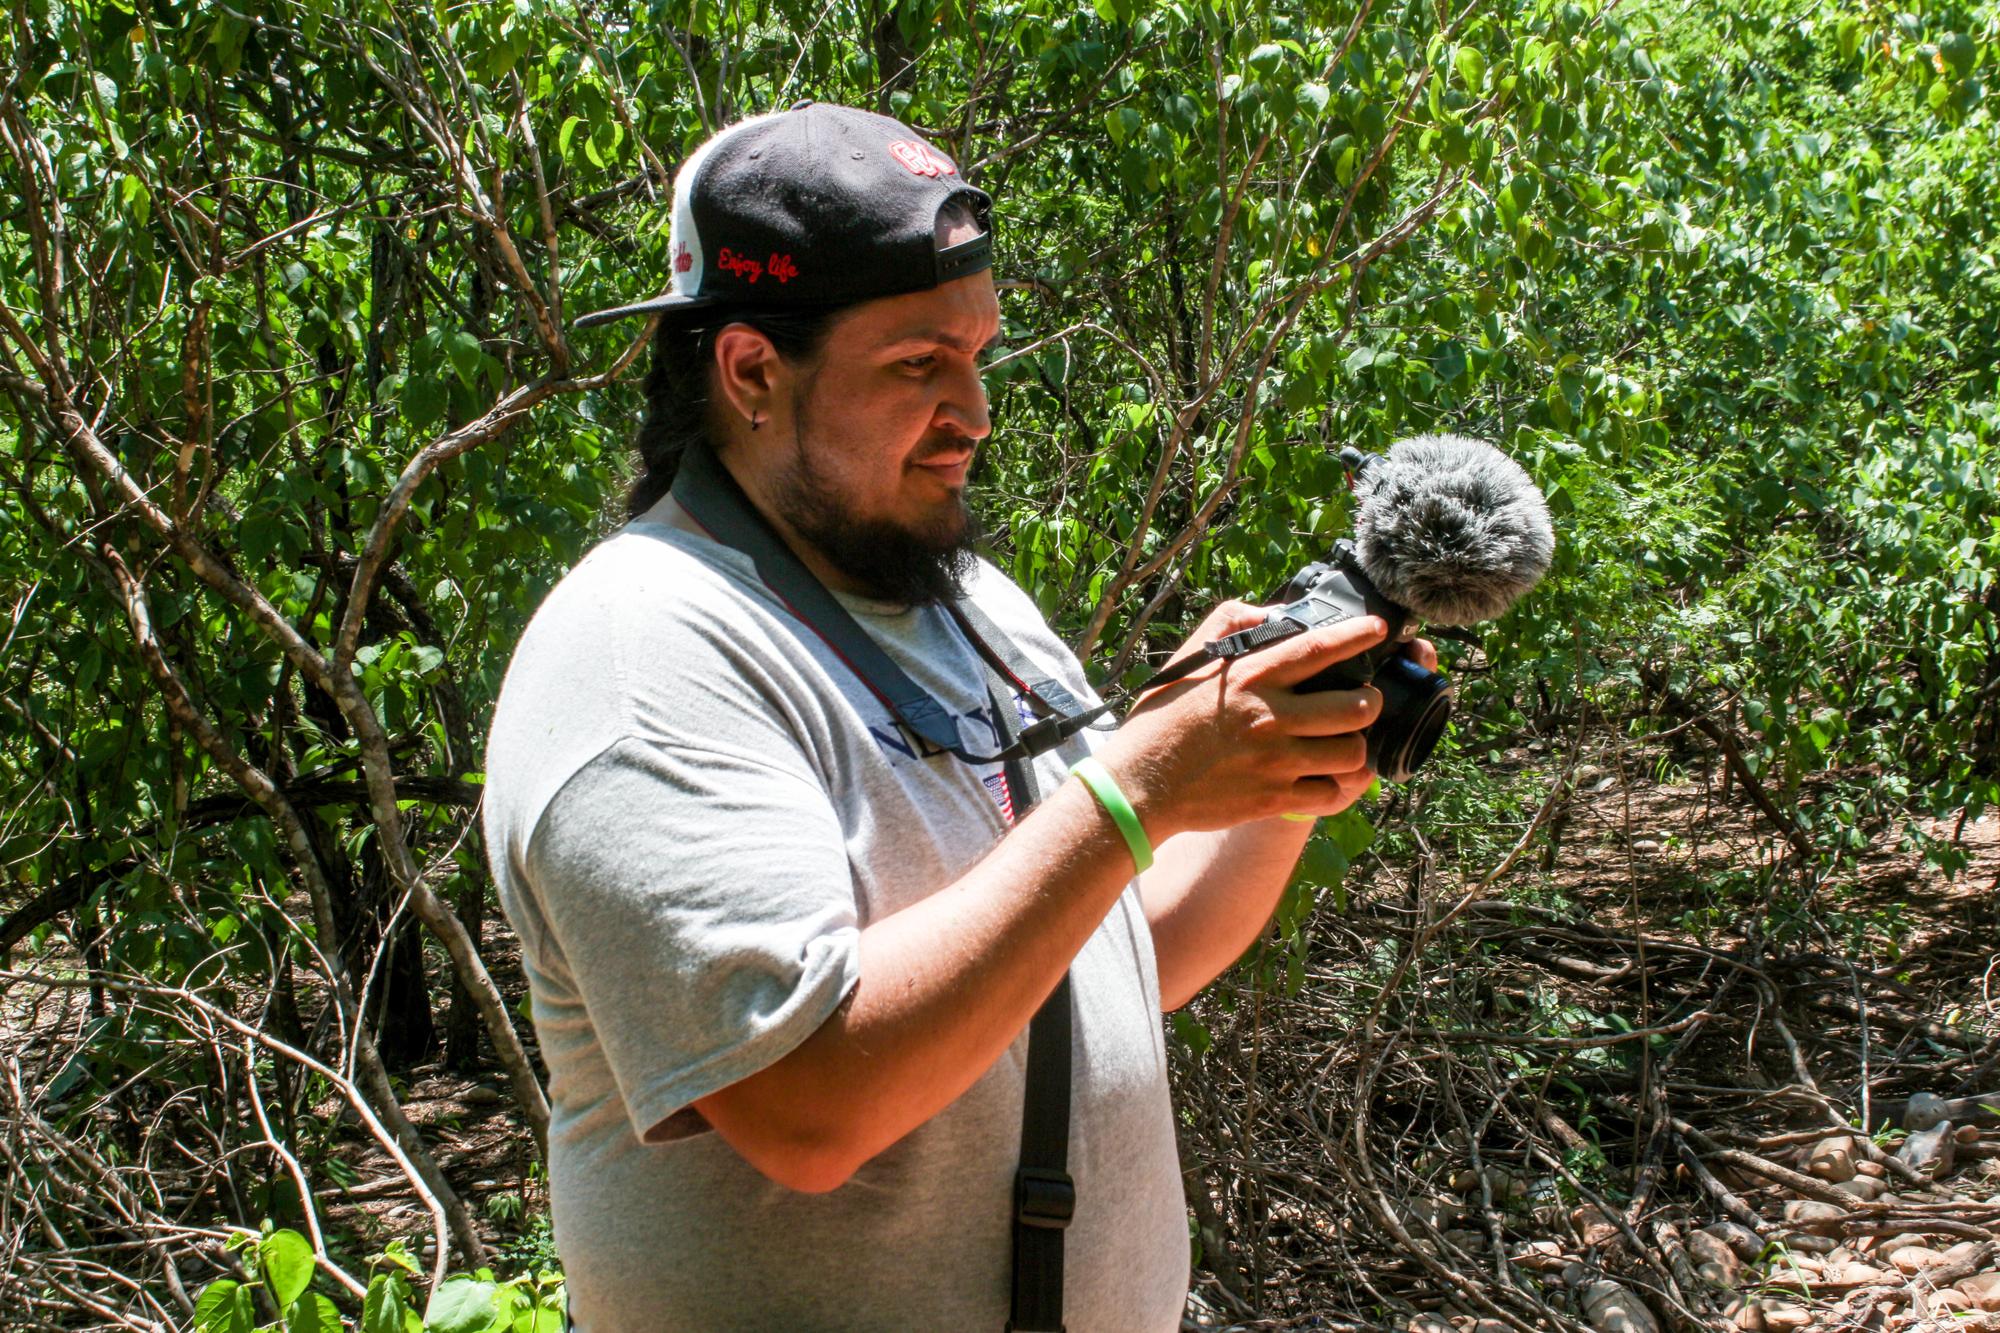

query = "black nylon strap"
(671, 445), (1109, 764)
(986, 677), (1073, 1333)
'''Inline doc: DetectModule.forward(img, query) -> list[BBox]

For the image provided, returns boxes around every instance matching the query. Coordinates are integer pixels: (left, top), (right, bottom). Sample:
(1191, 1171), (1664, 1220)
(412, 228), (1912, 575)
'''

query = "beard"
(768, 401), (983, 606)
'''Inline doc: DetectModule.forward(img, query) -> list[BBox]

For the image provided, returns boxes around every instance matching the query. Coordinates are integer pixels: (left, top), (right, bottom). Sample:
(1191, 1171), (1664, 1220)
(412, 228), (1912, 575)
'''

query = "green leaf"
(362, 1272), (412, 1333)
(1939, 32), (1976, 80)
(1247, 43), (1285, 75)
(1453, 45), (1487, 89)
(445, 331), (485, 389)
(286, 1293), (343, 1333)
(194, 1280), (253, 1333)
(557, 115), (584, 160)
(425, 1277), (502, 1333)
(261, 1228), (315, 1308)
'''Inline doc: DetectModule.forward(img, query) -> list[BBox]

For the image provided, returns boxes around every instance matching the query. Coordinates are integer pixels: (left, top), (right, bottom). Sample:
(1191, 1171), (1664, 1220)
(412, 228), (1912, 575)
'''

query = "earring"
(750, 413), (762, 432)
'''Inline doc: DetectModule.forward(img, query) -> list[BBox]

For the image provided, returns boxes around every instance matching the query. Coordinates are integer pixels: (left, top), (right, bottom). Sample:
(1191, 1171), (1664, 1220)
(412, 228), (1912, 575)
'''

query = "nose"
(935, 358), (991, 442)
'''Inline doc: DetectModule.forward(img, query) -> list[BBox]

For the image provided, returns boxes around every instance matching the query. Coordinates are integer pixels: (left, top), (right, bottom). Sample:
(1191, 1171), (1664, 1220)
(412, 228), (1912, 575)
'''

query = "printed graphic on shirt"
(982, 771), (1015, 823)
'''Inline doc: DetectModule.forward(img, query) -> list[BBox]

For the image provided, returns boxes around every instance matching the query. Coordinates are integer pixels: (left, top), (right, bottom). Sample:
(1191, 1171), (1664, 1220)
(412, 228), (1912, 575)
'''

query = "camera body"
(1266, 540), (1453, 782)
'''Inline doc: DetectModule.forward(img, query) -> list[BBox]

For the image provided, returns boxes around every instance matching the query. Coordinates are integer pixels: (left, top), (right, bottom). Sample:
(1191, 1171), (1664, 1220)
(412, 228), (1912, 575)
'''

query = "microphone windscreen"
(1352, 434), (1555, 626)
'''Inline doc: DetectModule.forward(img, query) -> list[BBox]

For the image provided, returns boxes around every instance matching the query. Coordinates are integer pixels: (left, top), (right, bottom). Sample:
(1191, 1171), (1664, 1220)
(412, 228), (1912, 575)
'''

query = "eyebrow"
(880, 328), (1002, 356)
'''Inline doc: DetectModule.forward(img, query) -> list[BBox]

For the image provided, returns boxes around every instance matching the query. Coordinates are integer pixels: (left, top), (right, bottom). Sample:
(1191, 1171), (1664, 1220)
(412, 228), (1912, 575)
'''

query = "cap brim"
(571, 290), (718, 331)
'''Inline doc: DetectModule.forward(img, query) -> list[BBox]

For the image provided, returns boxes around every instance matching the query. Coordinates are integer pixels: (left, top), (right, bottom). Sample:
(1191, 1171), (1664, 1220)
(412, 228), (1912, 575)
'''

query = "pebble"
(461, 1085), (505, 1105)
(1827, 1260), (1889, 1285)
(1833, 1175), (1886, 1201)
(1945, 1241), (1990, 1265)
(1958, 1123), (1984, 1144)
(1407, 1316), (1455, 1333)
(1697, 1260), (1736, 1288)
(1782, 1200), (1846, 1235)
(1898, 1121), (1958, 1177)
(1961, 1273), (2000, 1312)
(1758, 1301), (1811, 1331)
(1907, 1092), (1950, 1132)
(1855, 1159), (1887, 1178)
(1729, 1299), (1765, 1330)
(1581, 1279), (1663, 1333)
(1927, 1288), (1976, 1316)
(1688, 1228), (1743, 1277)
(1707, 1220), (1766, 1262)
(1889, 1244), (1945, 1274)
(1509, 1240), (1567, 1271)
(1807, 1135), (1858, 1183)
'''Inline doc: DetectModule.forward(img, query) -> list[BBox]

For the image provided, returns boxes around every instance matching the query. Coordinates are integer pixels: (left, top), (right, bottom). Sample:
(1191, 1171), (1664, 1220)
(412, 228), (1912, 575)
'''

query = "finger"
(1409, 638), (1439, 672)
(1283, 733), (1369, 776)
(1286, 767), (1377, 816)
(1253, 615), (1389, 689)
(1272, 684), (1381, 737)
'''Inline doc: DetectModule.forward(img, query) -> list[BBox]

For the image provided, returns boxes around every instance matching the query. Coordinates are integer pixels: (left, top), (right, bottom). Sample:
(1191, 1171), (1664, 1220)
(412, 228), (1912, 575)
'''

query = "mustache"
(910, 435), (978, 466)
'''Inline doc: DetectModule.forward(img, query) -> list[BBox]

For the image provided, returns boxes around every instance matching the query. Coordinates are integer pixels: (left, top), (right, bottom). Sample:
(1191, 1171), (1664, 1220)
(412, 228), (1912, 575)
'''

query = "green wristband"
(1070, 756), (1154, 873)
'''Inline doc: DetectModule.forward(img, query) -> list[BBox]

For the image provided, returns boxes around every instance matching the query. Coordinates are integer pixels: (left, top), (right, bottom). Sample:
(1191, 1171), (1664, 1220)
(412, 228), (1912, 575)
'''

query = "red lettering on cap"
(768, 254), (798, 284)
(888, 140), (956, 178)
(717, 247), (764, 284)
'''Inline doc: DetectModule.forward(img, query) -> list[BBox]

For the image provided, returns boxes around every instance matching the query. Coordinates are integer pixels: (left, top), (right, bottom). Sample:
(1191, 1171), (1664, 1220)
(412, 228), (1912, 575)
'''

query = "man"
(484, 102), (1414, 1330)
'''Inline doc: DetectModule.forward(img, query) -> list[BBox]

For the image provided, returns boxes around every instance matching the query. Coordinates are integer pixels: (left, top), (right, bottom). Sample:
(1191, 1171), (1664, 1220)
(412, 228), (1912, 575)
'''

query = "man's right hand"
(1095, 602), (1390, 839)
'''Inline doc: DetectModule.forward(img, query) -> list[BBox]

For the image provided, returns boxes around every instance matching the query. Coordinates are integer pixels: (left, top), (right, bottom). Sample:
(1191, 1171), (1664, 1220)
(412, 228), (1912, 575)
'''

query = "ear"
(712, 324), (780, 430)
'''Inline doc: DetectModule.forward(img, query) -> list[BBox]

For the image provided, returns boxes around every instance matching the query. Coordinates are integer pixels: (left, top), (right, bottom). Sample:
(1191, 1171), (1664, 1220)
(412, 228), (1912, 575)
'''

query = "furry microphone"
(1344, 434), (1555, 628)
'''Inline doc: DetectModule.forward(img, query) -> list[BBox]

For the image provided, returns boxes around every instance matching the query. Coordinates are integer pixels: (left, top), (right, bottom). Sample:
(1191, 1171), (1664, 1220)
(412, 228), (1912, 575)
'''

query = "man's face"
(764, 271), (1002, 603)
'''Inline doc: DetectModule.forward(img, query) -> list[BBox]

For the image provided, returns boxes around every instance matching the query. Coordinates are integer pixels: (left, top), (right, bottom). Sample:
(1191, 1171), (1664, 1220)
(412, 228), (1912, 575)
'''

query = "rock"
(1958, 1123), (1984, 1144)
(1758, 1301), (1811, 1331)
(1855, 1159), (1887, 1179)
(1729, 1299), (1766, 1330)
(1827, 1259), (1889, 1285)
(1440, 1228), (1487, 1254)
(1808, 1135), (1859, 1183)
(1407, 1316), (1455, 1333)
(1707, 1220), (1767, 1262)
(1834, 1175), (1886, 1201)
(1945, 1241), (1990, 1266)
(1780, 1232), (1837, 1254)
(1562, 1261), (1590, 1288)
(1470, 1321), (1510, 1333)
(461, 1084), (504, 1106)
(1897, 1121), (1958, 1178)
(1450, 1169), (1481, 1193)
(1926, 1288), (1976, 1316)
(1906, 1091), (1950, 1131)
(1581, 1279), (1663, 1333)
(1782, 1200), (1847, 1235)
(1698, 1261), (1737, 1288)
(1509, 1240), (1568, 1272)
(1689, 1228), (1744, 1278)
(1888, 1244), (1945, 1274)
(1960, 1273), (2000, 1312)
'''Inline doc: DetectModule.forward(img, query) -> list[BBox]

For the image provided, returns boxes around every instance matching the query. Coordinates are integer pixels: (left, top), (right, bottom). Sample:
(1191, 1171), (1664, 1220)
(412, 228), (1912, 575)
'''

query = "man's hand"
(1096, 600), (1401, 839)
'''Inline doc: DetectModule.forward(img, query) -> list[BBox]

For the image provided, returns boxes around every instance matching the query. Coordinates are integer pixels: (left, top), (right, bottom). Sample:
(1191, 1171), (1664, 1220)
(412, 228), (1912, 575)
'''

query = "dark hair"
(626, 306), (846, 519)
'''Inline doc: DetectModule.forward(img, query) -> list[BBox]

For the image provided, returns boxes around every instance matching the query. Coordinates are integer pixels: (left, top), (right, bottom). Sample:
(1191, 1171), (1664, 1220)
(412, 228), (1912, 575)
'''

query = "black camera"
(1267, 541), (1453, 783)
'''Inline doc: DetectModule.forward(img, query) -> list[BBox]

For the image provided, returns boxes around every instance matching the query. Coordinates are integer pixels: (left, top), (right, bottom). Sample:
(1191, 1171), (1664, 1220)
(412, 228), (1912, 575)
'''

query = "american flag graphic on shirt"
(982, 771), (1016, 823)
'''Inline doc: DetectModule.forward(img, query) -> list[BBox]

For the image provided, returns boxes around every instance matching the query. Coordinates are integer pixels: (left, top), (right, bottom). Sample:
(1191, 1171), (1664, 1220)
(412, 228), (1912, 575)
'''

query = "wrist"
(1069, 754), (1157, 873)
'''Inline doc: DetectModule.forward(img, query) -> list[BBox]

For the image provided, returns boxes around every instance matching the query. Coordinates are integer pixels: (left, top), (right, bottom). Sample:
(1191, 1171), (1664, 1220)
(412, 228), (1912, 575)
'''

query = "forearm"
(694, 771), (1143, 1191)
(1141, 815), (1316, 1010)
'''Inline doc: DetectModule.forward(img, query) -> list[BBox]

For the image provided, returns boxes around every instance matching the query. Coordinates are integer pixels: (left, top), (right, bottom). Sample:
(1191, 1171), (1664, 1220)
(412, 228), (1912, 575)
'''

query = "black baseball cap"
(573, 102), (994, 330)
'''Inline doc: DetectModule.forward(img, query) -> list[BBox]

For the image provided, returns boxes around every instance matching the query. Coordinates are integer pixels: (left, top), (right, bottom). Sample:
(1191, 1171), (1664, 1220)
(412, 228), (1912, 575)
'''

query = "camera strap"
(670, 444), (1112, 764)
(669, 445), (1079, 1329)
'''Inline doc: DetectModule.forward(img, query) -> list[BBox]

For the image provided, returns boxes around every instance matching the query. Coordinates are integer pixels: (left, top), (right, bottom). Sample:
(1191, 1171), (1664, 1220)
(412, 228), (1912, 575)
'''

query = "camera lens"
(1368, 656), (1453, 783)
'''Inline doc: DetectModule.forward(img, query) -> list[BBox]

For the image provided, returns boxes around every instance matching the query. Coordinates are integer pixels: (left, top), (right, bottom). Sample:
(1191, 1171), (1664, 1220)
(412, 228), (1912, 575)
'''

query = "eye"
(901, 354), (938, 371)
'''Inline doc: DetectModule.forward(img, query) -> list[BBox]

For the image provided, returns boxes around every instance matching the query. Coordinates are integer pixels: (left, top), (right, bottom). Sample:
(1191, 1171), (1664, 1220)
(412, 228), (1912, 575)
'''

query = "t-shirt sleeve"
(523, 735), (861, 1144)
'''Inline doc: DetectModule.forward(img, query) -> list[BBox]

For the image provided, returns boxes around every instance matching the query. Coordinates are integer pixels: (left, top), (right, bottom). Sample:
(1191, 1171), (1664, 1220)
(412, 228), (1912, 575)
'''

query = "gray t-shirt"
(483, 494), (1189, 1331)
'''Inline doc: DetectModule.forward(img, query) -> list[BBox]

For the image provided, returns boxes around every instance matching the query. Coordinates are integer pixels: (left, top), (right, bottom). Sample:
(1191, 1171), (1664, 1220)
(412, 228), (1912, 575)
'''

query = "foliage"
(0, 0), (1995, 1323)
